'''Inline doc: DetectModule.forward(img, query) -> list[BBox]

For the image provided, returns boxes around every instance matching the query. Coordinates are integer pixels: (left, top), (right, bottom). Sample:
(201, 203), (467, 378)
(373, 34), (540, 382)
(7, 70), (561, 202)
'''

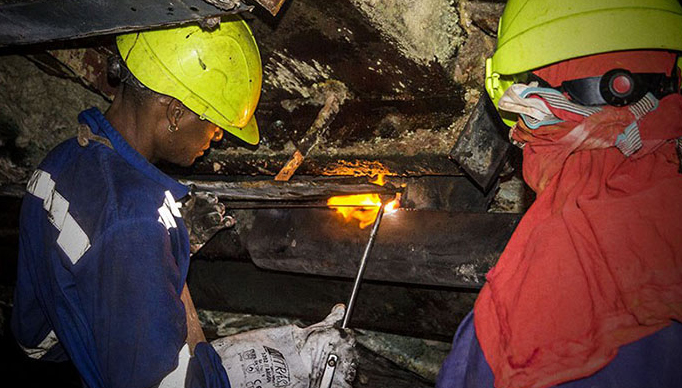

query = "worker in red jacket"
(437, 1), (682, 387)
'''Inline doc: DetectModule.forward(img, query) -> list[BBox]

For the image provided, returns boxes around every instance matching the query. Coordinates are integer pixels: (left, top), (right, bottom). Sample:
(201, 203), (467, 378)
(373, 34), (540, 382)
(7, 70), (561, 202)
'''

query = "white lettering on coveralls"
(157, 190), (182, 230)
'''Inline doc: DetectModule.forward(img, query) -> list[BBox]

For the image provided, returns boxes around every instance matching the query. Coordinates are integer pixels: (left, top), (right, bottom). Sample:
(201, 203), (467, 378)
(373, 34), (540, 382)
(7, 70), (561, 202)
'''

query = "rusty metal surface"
(28, 47), (117, 101)
(0, 0), (250, 46)
(48, 48), (117, 100)
(253, 0), (287, 16)
(243, 208), (521, 288)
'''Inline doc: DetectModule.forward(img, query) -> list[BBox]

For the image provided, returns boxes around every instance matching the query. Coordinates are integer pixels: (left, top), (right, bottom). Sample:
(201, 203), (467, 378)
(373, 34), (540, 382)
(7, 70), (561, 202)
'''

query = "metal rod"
(341, 203), (385, 329)
(225, 203), (386, 209)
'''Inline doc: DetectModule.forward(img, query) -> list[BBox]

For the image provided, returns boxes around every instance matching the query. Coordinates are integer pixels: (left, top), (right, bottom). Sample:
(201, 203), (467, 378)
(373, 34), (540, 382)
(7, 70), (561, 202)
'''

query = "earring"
(168, 105), (183, 133)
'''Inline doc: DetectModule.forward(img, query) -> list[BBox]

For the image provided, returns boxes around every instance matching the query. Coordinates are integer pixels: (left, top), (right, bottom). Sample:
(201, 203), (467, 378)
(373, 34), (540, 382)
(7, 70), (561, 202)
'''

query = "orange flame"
(327, 174), (399, 229)
(371, 174), (386, 186)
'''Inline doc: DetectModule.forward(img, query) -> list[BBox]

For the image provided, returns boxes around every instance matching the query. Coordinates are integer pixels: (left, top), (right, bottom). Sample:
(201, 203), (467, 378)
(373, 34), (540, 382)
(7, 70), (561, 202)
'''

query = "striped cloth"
(499, 83), (660, 157)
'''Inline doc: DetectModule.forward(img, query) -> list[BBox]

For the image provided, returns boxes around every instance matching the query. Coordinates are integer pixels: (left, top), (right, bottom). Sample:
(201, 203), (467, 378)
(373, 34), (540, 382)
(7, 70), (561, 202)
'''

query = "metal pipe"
(225, 203), (393, 209)
(341, 203), (385, 329)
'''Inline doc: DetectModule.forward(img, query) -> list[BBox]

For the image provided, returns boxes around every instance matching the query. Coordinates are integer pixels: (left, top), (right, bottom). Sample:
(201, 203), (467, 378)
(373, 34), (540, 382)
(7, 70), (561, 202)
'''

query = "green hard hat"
(485, 0), (682, 125)
(117, 15), (263, 145)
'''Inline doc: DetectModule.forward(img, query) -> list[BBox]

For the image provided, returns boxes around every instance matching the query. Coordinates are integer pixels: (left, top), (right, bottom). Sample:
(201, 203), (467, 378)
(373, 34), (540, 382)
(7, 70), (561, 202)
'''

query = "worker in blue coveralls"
(11, 15), (357, 388)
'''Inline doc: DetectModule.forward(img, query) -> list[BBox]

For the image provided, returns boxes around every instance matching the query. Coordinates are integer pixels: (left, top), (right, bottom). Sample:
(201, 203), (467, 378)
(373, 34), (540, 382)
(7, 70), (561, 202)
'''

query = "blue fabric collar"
(78, 107), (189, 199)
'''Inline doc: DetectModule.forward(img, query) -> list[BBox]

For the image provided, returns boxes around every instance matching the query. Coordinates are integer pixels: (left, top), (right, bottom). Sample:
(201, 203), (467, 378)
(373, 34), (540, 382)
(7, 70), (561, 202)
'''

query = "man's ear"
(166, 98), (186, 128)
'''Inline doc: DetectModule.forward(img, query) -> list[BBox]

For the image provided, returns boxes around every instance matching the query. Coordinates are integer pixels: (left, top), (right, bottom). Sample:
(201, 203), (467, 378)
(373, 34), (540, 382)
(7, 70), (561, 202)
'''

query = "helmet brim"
(223, 115), (259, 145)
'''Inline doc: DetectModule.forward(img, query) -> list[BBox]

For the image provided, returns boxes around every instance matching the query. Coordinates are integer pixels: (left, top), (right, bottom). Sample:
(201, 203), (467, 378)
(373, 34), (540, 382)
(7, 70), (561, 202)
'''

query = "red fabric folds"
(474, 51), (682, 388)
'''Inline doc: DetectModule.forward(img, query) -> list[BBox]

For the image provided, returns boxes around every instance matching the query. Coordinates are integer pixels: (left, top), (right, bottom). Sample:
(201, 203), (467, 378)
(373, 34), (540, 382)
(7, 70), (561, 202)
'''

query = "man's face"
(161, 109), (224, 167)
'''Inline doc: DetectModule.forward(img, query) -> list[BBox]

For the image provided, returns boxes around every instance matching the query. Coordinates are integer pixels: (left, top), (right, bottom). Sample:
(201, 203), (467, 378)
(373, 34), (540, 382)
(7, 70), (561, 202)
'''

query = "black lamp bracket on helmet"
(560, 69), (679, 106)
(526, 61), (680, 107)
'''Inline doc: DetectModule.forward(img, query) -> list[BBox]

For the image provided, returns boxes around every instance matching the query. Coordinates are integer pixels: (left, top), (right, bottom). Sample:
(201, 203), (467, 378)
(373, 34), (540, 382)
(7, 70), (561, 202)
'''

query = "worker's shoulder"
(37, 140), (172, 224)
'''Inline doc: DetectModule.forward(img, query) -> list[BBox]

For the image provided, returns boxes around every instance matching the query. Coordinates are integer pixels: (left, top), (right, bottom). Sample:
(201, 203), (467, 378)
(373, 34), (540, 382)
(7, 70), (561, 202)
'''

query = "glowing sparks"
(385, 198), (399, 213)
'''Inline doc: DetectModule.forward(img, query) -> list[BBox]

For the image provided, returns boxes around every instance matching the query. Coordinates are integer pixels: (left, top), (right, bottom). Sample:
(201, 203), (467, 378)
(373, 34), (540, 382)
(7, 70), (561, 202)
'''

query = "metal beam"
(180, 177), (400, 201)
(0, 0), (252, 47)
(242, 208), (521, 288)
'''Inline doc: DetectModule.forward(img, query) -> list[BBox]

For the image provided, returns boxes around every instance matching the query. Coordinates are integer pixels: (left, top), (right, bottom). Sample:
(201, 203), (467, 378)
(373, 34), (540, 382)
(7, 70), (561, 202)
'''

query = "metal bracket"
(449, 93), (512, 193)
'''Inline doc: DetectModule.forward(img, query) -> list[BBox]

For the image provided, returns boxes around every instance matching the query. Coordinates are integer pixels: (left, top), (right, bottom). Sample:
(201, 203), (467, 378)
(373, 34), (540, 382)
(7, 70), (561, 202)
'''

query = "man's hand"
(181, 188), (236, 255)
(211, 304), (358, 388)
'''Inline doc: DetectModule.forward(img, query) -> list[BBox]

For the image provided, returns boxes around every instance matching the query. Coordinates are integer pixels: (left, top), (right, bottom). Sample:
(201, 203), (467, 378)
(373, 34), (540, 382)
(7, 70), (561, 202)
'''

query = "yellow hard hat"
(117, 15), (262, 145)
(485, 0), (682, 125)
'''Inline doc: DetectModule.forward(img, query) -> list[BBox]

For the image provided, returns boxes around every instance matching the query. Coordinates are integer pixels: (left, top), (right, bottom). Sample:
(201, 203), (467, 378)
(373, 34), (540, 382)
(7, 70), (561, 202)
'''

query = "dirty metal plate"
(253, 0), (287, 15)
(0, 0), (248, 46)
(243, 208), (521, 288)
(449, 93), (512, 193)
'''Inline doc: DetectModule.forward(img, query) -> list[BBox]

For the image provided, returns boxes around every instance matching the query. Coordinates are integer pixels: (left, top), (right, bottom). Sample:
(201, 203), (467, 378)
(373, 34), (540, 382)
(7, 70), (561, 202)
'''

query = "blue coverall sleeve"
(71, 218), (229, 387)
(188, 343), (232, 388)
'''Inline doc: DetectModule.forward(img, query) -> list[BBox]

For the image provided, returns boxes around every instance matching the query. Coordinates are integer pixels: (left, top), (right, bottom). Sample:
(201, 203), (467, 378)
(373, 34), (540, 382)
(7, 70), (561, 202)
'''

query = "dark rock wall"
(0, 55), (108, 185)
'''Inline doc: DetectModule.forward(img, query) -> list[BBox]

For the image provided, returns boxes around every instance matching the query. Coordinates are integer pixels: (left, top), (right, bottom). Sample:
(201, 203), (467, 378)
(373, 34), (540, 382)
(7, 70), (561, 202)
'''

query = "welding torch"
(341, 200), (387, 329)
(318, 198), (390, 388)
